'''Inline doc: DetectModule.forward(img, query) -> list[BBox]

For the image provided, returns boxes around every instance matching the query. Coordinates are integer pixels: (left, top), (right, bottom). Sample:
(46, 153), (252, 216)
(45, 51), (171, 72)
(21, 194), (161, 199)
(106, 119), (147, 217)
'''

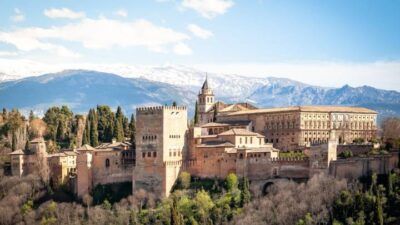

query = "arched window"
(105, 159), (110, 168)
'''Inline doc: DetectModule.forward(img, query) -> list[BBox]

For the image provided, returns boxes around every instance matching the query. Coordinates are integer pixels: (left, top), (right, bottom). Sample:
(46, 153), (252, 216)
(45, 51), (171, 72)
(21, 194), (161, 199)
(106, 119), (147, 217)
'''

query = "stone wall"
(329, 152), (399, 180)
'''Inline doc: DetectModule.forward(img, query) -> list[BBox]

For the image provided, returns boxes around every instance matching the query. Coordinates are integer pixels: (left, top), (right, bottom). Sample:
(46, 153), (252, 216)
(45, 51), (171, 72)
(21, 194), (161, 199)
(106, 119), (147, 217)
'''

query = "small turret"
(198, 75), (215, 113)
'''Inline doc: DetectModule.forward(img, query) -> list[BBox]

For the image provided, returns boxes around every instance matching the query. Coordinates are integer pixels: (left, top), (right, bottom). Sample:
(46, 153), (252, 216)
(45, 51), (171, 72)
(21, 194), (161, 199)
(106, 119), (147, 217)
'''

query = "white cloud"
(173, 43), (193, 55)
(0, 18), (190, 57)
(0, 51), (18, 57)
(44, 8), (86, 19)
(11, 8), (25, 22)
(187, 24), (213, 39)
(182, 0), (234, 19)
(114, 9), (128, 18)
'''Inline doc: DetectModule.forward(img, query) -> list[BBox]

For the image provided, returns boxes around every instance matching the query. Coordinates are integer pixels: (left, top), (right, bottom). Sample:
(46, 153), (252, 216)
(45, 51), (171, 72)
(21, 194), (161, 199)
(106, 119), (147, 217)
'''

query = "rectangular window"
(153, 152), (157, 157)
(147, 152), (151, 157)
(142, 152), (145, 158)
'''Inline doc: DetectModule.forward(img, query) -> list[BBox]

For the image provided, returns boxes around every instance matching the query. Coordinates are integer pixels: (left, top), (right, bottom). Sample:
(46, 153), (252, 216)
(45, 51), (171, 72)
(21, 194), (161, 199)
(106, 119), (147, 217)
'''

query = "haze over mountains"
(0, 65), (399, 121)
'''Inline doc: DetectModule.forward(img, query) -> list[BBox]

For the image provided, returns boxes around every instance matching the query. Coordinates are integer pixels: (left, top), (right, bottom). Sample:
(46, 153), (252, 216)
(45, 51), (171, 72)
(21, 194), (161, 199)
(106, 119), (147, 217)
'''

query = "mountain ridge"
(0, 68), (399, 121)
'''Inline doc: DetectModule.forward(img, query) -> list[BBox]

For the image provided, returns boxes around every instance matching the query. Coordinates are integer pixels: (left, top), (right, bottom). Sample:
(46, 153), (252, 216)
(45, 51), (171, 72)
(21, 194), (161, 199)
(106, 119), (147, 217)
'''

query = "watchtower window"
(153, 152), (157, 157)
(142, 152), (146, 158)
(147, 152), (151, 157)
(105, 159), (110, 168)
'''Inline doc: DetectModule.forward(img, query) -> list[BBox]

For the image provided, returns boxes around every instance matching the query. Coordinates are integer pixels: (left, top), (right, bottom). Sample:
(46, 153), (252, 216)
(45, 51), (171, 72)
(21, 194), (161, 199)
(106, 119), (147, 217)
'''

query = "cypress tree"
(213, 104), (218, 122)
(24, 139), (30, 152)
(172, 101), (177, 107)
(56, 120), (64, 142)
(29, 110), (35, 121)
(114, 117), (124, 142)
(89, 109), (99, 147)
(115, 106), (124, 123)
(240, 177), (251, 206)
(11, 132), (17, 151)
(170, 198), (184, 225)
(194, 101), (199, 125)
(123, 116), (130, 137)
(376, 190), (384, 225)
(129, 114), (136, 145)
(2, 108), (7, 119)
(82, 117), (90, 145)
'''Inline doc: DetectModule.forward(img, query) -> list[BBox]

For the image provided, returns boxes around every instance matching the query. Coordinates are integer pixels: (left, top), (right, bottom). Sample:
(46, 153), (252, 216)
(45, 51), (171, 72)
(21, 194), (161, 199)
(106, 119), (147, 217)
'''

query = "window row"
(142, 151), (157, 158)
(169, 135), (181, 139)
(142, 135), (157, 141)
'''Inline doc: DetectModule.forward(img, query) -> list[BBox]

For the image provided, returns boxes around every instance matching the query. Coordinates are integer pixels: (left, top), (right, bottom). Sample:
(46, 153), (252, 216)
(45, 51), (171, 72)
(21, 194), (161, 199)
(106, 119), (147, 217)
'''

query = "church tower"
(198, 76), (215, 124)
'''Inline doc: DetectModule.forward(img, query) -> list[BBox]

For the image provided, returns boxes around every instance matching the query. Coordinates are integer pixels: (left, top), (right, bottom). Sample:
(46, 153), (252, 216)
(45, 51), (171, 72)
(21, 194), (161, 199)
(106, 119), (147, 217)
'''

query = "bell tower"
(198, 75), (215, 124)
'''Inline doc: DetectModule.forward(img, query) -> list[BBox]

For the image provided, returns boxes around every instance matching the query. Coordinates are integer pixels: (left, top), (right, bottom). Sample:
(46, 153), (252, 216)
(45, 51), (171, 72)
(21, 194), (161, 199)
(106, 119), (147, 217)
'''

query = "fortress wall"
(329, 152), (399, 180)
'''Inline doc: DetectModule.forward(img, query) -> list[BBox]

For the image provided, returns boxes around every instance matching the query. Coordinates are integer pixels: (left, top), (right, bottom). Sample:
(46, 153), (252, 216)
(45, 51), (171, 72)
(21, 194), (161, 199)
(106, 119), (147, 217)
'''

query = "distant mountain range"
(0, 66), (399, 121)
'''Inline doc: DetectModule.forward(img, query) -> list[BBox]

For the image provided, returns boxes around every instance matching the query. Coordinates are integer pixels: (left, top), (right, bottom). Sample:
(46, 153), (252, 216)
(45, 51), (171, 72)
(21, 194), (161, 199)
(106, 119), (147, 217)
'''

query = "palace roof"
(76, 144), (96, 151)
(218, 128), (264, 137)
(224, 106), (377, 116)
(197, 140), (235, 148)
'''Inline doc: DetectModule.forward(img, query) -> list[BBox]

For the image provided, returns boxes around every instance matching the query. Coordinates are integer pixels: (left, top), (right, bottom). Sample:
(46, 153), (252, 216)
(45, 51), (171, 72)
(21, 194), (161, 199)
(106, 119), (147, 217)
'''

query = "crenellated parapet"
(136, 105), (187, 114)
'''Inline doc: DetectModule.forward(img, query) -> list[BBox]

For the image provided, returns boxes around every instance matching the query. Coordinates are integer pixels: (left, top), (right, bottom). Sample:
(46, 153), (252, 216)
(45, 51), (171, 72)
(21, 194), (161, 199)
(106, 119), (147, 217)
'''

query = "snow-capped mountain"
(0, 67), (399, 121)
(0, 72), (21, 82)
(0, 70), (196, 116)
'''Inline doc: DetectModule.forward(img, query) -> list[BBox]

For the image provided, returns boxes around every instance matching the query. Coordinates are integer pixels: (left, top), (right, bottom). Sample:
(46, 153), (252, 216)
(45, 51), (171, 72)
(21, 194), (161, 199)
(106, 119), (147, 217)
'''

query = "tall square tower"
(133, 106), (188, 198)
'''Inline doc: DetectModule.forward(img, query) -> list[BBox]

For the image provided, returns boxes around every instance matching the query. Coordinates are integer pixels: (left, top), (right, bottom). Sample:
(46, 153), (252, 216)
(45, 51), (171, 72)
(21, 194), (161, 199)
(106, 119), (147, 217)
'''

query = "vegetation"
(338, 150), (353, 158)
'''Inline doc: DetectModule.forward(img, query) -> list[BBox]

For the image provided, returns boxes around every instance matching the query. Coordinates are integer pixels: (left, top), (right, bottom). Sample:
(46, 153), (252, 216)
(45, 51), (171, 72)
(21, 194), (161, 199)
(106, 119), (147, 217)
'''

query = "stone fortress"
(8, 77), (398, 199)
(132, 77), (397, 198)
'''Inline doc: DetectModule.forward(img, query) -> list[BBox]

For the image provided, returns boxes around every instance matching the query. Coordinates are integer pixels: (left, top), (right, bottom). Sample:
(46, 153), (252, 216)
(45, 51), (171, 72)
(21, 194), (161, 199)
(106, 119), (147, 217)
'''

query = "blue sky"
(0, 0), (399, 90)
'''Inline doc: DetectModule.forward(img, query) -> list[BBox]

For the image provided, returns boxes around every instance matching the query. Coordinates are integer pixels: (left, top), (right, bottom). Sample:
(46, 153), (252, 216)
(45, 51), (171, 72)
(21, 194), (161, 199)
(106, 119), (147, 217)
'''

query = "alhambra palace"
(9, 78), (399, 198)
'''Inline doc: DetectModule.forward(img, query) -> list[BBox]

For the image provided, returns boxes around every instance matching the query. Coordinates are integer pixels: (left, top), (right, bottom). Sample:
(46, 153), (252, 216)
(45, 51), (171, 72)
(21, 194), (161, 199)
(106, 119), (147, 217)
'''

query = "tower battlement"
(136, 105), (187, 114)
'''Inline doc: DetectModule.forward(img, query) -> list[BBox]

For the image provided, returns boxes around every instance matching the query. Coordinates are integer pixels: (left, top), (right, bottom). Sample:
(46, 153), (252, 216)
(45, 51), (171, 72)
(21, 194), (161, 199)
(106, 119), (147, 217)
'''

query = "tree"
(240, 177), (251, 206)
(56, 120), (64, 142)
(113, 117), (124, 142)
(29, 110), (36, 122)
(29, 118), (47, 139)
(129, 114), (136, 145)
(194, 101), (199, 125)
(381, 117), (400, 149)
(194, 190), (214, 224)
(179, 172), (191, 189)
(172, 101), (177, 107)
(89, 109), (99, 147)
(82, 116), (90, 145)
(171, 198), (184, 225)
(375, 189), (384, 225)
(96, 105), (115, 142)
(226, 173), (238, 192)
(213, 105), (218, 122)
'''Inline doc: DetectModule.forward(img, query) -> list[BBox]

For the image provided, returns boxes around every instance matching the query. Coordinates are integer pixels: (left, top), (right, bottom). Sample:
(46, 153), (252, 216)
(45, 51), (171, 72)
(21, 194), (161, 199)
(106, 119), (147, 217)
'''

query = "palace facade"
(197, 78), (378, 151)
